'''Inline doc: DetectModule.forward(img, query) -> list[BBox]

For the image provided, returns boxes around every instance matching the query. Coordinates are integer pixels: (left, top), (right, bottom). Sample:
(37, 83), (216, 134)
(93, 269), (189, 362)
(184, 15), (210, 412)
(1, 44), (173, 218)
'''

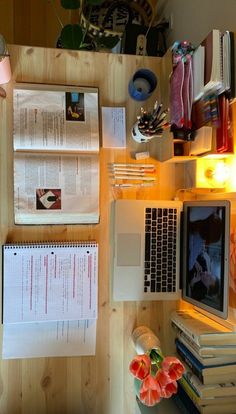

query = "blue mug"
(128, 68), (157, 101)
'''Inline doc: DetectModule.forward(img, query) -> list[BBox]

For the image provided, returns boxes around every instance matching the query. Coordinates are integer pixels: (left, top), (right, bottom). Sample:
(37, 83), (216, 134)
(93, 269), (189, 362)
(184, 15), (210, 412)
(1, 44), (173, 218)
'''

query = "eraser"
(135, 151), (150, 160)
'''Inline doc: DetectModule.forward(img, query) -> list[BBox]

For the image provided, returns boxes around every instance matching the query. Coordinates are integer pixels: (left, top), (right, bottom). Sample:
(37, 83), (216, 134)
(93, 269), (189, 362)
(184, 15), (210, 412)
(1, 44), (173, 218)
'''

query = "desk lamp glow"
(193, 158), (230, 189)
(204, 160), (230, 186)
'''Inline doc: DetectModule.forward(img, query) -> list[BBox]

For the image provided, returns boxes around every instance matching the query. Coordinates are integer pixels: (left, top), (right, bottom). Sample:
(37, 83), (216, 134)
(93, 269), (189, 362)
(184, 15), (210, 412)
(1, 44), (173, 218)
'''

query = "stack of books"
(171, 309), (236, 414)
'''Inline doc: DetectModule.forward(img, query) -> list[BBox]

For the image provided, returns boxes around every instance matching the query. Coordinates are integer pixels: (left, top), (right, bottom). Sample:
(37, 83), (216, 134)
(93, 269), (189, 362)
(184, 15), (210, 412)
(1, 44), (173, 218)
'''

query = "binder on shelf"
(201, 29), (222, 93)
(193, 29), (235, 101)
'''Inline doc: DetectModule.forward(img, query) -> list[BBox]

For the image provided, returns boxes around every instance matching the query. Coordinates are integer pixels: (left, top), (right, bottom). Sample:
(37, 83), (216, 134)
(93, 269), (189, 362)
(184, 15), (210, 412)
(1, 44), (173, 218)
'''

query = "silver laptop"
(112, 199), (183, 301)
(112, 199), (230, 306)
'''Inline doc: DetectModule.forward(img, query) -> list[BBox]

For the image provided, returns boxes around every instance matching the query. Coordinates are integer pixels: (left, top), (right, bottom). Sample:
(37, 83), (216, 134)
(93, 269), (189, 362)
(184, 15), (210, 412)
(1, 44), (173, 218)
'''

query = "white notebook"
(2, 241), (98, 359)
(3, 242), (98, 323)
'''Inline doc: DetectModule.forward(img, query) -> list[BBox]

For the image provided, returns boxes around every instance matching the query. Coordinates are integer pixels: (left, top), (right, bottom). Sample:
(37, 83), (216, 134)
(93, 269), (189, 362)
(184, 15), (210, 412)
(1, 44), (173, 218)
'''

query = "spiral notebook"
(2, 241), (98, 358)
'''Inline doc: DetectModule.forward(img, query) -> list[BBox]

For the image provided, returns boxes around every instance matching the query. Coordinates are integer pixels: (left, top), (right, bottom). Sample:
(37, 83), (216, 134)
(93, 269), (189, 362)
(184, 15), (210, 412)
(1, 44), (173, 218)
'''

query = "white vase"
(132, 326), (161, 355)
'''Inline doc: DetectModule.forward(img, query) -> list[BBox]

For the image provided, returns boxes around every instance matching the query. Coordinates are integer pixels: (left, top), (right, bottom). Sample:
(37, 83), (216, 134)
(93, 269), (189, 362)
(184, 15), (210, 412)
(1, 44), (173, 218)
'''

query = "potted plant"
(50, 0), (122, 51)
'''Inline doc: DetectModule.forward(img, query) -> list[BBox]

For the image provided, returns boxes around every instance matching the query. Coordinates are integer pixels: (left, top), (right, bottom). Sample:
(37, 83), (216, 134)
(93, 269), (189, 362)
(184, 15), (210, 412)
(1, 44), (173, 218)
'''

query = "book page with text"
(14, 153), (99, 224)
(13, 86), (99, 153)
(3, 319), (97, 359)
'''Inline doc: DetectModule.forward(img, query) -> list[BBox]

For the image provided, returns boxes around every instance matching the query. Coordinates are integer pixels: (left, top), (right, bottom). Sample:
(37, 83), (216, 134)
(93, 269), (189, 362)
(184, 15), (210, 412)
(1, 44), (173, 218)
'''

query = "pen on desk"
(112, 175), (156, 181)
(110, 167), (156, 174)
(112, 183), (155, 188)
(111, 167), (156, 173)
(112, 171), (153, 176)
(111, 163), (155, 168)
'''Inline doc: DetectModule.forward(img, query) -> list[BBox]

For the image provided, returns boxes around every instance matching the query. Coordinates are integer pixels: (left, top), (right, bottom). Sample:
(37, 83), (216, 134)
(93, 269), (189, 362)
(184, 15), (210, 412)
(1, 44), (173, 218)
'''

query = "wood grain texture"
(0, 45), (180, 414)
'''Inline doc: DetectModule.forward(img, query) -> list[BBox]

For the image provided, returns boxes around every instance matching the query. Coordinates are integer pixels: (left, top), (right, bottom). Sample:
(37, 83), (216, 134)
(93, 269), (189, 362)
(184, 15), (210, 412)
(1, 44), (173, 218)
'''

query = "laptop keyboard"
(144, 207), (177, 293)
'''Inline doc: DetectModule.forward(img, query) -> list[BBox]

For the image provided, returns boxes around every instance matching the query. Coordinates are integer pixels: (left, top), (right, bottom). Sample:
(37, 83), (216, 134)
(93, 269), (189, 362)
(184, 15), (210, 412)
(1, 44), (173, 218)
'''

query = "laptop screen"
(182, 200), (230, 319)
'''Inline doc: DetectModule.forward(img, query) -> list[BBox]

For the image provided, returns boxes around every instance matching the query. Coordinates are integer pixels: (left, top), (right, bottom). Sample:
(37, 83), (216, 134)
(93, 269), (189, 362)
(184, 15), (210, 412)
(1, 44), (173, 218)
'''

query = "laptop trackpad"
(117, 233), (141, 266)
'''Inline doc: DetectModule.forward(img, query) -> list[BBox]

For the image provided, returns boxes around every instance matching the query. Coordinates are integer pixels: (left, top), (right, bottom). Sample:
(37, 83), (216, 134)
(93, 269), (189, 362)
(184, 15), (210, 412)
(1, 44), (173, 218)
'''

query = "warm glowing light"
(205, 161), (230, 184)
(195, 158), (232, 189)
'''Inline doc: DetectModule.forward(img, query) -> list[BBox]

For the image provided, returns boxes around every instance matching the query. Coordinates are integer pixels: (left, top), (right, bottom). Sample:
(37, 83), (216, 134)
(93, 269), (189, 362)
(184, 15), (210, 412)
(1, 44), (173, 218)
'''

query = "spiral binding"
(3, 241), (98, 249)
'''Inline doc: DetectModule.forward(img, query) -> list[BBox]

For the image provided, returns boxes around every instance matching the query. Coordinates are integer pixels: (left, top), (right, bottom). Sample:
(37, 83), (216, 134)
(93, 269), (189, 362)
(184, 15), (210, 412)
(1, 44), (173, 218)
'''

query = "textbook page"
(14, 153), (99, 224)
(2, 319), (97, 359)
(13, 85), (99, 153)
(13, 84), (100, 224)
(3, 244), (98, 323)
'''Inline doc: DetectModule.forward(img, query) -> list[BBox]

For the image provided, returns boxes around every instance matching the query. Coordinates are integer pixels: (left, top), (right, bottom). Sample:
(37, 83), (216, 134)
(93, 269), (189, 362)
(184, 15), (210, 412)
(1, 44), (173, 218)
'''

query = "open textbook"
(13, 83), (100, 224)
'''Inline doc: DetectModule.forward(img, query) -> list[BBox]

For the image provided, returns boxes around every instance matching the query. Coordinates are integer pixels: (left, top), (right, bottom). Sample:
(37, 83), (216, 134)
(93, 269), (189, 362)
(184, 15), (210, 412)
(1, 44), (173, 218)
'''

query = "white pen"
(111, 167), (156, 173)
(112, 171), (155, 176)
(113, 175), (156, 181)
(111, 163), (155, 168)
(113, 183), (155, 188)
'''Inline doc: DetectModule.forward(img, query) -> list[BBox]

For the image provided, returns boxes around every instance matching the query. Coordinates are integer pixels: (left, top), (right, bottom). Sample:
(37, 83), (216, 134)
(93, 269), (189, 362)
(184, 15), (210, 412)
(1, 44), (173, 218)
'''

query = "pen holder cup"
(132, 121), (158, 143)
(128, 69), (157, 102)
(0, 55), (11, 84)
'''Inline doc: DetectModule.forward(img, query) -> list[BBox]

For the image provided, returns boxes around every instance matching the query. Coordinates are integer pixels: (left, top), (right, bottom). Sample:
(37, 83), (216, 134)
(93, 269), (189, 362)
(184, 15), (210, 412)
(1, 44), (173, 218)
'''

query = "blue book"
(175, 338), (236, 385)
(176, 338), (206, 382)
(173, 383), (200, 414)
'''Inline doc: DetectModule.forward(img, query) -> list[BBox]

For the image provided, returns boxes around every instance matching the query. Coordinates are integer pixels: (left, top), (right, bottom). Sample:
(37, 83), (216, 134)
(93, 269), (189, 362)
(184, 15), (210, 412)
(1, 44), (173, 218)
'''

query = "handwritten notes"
(102, 107), (126, 148)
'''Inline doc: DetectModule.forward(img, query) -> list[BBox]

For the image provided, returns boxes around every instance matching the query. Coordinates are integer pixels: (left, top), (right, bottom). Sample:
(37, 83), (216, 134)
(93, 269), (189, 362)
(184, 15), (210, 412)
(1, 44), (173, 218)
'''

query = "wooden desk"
(0, 45), (182, 414)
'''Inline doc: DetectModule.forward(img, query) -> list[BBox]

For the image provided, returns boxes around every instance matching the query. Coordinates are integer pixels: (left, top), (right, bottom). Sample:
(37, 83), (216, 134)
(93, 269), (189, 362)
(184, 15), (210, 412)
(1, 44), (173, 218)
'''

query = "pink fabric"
(170, 56), (193, 130)
(170, 60), (184, 128)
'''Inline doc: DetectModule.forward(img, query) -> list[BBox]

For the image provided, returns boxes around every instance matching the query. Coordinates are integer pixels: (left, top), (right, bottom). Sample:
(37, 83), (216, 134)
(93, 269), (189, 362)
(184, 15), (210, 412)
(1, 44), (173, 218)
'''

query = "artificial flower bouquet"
(129, 326), (185, 407)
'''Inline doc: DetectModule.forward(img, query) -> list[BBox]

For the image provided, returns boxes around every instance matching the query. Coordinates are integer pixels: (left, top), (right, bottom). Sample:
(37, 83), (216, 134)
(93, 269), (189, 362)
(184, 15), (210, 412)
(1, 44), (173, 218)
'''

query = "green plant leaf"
(96, 35), (120, 49)
(60, 24), (84, 50)
(60, 0), (80, 9)
(86, 0), (103, 5)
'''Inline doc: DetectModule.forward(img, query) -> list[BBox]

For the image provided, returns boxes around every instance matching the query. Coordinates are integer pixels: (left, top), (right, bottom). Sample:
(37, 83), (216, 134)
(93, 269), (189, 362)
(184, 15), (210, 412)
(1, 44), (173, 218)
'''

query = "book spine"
(182, 372), (205, 398)
(173, 384), (201, 414)
(171, 318), (200, 346)
(179, 377), (201, 406)
(176, 329), (201, 353)
(176, 340), (204, 383)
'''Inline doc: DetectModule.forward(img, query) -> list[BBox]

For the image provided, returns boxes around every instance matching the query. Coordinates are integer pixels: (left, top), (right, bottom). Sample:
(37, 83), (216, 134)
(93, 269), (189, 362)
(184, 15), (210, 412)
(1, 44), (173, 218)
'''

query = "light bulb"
(205, 161), (230, 185)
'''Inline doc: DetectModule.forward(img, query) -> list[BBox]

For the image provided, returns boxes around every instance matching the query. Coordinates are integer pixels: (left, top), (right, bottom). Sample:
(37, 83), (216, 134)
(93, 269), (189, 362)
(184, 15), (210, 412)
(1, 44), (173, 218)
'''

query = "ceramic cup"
(132, 326), (161, 355)
(128, 68), (157, 101)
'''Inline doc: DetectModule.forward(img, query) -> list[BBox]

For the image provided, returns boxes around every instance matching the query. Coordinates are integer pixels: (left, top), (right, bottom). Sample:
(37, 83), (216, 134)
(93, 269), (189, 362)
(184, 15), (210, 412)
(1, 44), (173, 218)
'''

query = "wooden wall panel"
(0, 0), (159, 48)
(13, 0), (31, 45)
(0, 0), (14, 43)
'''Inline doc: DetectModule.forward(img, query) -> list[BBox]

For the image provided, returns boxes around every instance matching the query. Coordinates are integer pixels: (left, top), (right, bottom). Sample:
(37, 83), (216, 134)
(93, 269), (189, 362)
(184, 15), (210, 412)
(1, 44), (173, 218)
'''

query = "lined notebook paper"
(3, 242), (98, 323)
(2, 242), (98, 358)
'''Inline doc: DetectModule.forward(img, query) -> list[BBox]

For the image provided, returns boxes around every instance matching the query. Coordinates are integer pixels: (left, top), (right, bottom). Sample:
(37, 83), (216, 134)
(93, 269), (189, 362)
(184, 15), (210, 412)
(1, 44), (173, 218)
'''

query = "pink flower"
(161, 356), (185, 381)
(139, 374), (162, 406)
(129, 354), (151, 380)
(161, 380), (178, 398)
(156, 369), (178, 398)
(156, 369), (171, 387)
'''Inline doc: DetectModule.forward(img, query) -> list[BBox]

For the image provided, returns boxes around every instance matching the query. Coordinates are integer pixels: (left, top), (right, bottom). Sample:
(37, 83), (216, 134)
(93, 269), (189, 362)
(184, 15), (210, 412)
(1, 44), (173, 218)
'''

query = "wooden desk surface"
(0, 45), (182, 414)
